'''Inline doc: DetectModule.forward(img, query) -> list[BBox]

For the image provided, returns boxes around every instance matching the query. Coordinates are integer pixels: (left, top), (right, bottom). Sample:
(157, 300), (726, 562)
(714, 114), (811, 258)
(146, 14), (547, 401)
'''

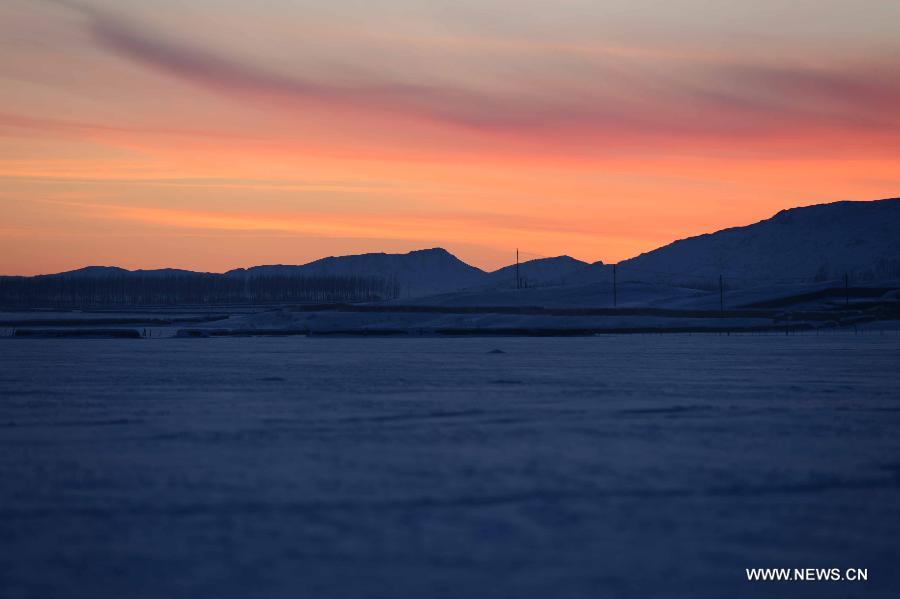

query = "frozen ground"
(1, 336), (899, 598)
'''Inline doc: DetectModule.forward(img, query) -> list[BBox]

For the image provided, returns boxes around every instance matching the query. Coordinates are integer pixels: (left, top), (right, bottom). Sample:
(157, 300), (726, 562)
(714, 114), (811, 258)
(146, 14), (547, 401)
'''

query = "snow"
(197, 308), (776, 335)
(2, 335), (899, 598)
(609, 198), (900, 287)
(406, 281), (705, 308)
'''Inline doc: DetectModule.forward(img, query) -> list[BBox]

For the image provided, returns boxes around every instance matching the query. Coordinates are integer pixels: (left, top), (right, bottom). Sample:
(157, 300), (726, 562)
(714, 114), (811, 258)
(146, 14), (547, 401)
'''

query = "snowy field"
(1, 336), (899, 598)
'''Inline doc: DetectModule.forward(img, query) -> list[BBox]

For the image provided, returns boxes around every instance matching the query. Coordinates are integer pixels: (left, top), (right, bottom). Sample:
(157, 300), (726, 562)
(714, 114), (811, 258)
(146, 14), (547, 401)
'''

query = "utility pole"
(516, 249), (520, 290)
(719, 274), (724, 312)
(613, 264), (617, 308)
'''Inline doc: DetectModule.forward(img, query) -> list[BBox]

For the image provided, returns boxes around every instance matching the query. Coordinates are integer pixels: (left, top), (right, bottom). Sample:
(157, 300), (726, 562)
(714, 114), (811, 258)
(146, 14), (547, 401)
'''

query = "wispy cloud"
(49, 1), (897, 148)
(39, 197), (608, 242)
(50, 0), (490, 126)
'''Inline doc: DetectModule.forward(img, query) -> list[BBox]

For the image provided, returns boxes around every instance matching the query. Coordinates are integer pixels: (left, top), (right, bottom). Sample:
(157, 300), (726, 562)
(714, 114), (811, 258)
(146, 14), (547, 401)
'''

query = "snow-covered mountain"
(569, 198), (900, 289)
(481, 256), (589, 289)
(226, 248), (487, 297)
(13, 198), (899, 296)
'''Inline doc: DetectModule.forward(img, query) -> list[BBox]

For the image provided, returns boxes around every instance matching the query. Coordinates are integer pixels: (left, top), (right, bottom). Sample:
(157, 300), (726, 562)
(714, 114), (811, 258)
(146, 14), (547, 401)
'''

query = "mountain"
(569, 198), (900, 289)
(10, 198), (899, 297)
(52, 266), (130, 278)
(482, 256), (590, 289)
(226, 248), (487, 297)
(47, 267), (201, 278)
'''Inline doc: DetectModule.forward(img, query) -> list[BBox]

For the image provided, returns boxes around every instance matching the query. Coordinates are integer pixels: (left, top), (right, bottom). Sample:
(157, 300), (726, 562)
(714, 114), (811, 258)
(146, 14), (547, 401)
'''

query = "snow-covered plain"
(1, 336), (899, 598)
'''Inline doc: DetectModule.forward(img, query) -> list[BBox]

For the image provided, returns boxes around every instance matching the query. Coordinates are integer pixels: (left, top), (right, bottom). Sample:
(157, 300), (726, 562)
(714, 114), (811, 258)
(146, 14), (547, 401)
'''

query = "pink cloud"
(25, 0), (900, 159)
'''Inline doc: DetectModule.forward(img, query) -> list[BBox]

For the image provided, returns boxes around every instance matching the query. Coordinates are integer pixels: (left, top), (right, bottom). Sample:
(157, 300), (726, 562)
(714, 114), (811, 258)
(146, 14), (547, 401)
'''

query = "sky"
(2, 0), (899, 274)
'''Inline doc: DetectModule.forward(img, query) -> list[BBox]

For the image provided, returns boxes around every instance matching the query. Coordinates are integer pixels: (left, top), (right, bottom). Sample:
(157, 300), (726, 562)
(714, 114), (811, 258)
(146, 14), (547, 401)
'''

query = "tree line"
(0, 273), (401, 307)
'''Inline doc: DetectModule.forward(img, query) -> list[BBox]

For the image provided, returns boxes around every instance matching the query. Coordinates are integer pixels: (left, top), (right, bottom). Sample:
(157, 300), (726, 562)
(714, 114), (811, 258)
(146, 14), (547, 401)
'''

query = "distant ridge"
(7, 197), (900, 295)
(226, 248), (486, 297)
(50, 266), (203, 278)
(610, 198), (900, 287)
(481, 256), (589, 289)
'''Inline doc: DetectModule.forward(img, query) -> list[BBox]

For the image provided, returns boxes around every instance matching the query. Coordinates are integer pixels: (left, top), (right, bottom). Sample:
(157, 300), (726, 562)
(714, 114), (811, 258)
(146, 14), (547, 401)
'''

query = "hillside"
(7, 198), (899, 301)
(481, 256), (589, 289)
(575, 198), (900, 289)
(227, 248), (487, 297)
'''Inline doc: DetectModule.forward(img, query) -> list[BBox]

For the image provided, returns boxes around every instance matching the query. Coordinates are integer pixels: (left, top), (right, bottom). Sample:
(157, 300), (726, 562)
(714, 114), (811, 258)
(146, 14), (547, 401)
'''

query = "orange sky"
(2, 0), (899, 274)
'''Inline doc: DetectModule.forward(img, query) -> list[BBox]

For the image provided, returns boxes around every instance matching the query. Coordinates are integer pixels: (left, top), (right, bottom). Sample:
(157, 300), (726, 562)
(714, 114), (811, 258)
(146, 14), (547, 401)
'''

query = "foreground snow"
(1, 336), (898, 598)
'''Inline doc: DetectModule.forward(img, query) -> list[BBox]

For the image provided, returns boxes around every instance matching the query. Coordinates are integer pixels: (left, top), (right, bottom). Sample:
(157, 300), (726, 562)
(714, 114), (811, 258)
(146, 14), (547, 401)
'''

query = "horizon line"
(3, 196), (896, 278)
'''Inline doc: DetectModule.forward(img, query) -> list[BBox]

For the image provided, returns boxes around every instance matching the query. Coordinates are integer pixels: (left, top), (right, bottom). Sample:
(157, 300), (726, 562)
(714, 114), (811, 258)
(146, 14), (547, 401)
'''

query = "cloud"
(38, 196), (609, 243)
(51, 0), (491, 126)
(41, 0), (900, 148)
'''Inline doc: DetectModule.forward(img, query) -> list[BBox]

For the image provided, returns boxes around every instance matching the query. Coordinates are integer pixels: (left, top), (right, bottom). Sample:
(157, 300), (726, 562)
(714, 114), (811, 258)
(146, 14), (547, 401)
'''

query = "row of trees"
(0, 273), (401, 307)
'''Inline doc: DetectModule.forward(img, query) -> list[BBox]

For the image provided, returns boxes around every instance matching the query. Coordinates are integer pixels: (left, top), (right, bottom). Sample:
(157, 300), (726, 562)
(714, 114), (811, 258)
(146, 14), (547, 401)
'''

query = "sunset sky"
(2, 0), (899, 274)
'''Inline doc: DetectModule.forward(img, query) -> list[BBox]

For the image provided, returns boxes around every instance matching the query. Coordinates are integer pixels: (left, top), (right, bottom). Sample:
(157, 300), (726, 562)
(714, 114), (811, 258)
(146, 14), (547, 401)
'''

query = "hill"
(7, 198), (899, 301)
(227, 248), (486, 297)
(482, 256), (590, 289)
(567, 198), (900, 290)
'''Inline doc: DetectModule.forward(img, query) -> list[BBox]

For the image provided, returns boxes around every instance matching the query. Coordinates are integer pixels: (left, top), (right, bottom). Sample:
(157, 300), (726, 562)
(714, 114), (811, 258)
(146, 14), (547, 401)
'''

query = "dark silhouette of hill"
(226, 248), (485, 297)
(616, 198), (900, 286)
(3, 198), (898, 305)
(481, 256), (589, 289)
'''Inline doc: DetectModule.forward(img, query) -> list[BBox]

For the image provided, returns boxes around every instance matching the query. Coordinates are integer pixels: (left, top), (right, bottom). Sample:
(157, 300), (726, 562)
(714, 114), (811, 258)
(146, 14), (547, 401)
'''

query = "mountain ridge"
(6, 198), (899, 294)
(612, 197), (900, 287)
